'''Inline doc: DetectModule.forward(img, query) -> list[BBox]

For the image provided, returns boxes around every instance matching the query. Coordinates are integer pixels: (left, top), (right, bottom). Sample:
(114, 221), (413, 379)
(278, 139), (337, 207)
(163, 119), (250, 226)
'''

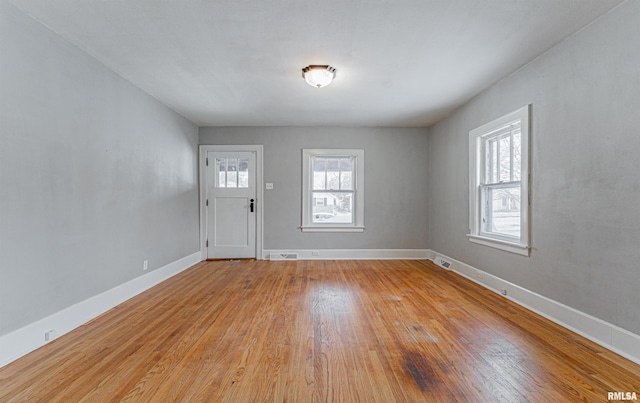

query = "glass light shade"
(302, 65), (336, 88)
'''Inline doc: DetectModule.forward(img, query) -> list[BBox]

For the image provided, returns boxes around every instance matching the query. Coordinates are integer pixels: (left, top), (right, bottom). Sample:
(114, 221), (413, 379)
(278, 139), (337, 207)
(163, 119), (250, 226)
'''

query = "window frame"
(301, 149), (365, 232)
(468, 105), (531, 256)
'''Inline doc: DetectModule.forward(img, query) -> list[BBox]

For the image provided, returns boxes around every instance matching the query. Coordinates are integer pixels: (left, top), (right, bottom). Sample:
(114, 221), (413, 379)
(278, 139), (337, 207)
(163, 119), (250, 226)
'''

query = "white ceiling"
(8, 0), (624, 127)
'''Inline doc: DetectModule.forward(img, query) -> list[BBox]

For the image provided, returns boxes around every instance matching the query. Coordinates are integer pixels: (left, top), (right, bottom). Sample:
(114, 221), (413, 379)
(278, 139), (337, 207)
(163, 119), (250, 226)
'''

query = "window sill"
(301, 226), (365, 233)
(467, 234), (530, 256)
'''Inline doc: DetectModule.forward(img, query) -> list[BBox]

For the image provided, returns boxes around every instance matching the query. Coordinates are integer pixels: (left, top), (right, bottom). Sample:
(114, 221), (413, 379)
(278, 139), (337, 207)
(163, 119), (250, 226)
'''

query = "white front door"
(206, 151), (256, 258)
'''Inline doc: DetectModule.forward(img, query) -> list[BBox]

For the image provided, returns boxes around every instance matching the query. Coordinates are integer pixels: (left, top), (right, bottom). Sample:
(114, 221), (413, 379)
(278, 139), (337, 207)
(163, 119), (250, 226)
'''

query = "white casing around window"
(468, 105), (530, 256)
(301, 149), (365, 232)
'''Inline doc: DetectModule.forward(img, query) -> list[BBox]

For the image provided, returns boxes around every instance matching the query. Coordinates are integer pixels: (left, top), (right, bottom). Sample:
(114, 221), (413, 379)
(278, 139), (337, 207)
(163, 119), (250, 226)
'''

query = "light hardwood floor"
(1, 259), (639, 402)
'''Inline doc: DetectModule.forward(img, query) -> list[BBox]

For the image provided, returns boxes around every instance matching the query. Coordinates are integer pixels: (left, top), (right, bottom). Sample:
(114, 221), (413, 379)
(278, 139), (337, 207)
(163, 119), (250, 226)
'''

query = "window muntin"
(469, 105), (530, 256)
(302, 149), (364, 232)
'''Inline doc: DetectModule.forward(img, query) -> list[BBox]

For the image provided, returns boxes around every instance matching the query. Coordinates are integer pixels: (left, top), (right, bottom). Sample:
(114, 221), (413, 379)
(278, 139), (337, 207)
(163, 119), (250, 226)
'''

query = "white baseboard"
(427, 249), (640, 366)
(0, 251), (202, 368)
(263, 249), (430, 260)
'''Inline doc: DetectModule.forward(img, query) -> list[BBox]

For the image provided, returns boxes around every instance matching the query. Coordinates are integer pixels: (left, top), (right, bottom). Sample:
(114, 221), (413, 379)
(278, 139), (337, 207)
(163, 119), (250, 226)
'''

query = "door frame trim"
(199, 144), (264, 260)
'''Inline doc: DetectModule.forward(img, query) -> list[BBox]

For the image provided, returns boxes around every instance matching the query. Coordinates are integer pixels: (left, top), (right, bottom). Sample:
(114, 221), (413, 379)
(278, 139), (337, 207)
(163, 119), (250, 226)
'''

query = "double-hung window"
(469, 105), (530, 256)
(301, 149), (364, 232)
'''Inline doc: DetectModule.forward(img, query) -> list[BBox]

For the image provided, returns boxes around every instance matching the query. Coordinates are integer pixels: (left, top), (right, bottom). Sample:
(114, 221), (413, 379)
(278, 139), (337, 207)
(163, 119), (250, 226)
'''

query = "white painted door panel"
(207, 151), (256, 258)
(214, 198), (250, 246)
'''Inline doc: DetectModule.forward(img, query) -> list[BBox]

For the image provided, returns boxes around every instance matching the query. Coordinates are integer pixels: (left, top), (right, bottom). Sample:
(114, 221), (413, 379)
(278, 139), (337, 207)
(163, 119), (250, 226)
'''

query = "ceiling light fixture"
(302, 65), (336, 88)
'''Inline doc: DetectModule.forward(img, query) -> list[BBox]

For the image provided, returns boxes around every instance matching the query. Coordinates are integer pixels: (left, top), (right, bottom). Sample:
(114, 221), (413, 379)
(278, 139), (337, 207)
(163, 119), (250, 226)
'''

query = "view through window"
(301, 149), (364, 232)
(469, 105), (530, 256)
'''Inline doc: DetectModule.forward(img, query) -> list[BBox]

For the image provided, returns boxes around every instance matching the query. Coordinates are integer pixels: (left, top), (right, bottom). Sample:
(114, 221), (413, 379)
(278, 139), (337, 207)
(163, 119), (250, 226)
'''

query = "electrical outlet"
(143, 260), (148, 271)
(501, 288), (508, 296)
(312, 251), (320, 256)
(45, 329), (55, 341)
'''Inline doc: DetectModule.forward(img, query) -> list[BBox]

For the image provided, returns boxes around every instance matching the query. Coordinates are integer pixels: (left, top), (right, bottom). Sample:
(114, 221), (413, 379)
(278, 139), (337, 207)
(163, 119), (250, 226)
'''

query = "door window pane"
(216, 157), (249, 188)
(217, 158), (226, 188)
(226, 159), (237, 187)
(238, 158), (249, 188)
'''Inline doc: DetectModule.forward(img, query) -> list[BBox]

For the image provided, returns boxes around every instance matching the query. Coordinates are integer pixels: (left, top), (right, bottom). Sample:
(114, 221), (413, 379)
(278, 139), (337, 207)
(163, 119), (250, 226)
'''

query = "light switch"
(266, 183), (274, 190)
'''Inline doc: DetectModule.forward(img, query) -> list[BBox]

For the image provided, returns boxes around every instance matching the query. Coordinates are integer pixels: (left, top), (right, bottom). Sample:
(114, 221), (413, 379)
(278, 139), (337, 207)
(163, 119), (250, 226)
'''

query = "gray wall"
(0, 2), (200, 336)
(428, 1), (640, 334)
(200, 127), (430, 250)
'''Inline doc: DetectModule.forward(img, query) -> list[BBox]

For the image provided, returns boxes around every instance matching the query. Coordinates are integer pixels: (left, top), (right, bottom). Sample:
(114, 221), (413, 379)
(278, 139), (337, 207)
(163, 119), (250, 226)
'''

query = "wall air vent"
(434, 256), (452, 270)
(270, 253), (299, 261)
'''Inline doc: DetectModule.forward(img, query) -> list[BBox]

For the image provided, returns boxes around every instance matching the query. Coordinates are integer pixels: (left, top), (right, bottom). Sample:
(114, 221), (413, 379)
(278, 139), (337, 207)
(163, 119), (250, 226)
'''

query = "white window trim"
(301, 149), (365, 233)
(468, 105), (530, 256)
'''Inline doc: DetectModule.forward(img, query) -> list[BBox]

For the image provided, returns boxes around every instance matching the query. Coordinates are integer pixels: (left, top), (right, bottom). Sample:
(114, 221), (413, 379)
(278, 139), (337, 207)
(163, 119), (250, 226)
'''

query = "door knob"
(249, 199), (255, 212)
